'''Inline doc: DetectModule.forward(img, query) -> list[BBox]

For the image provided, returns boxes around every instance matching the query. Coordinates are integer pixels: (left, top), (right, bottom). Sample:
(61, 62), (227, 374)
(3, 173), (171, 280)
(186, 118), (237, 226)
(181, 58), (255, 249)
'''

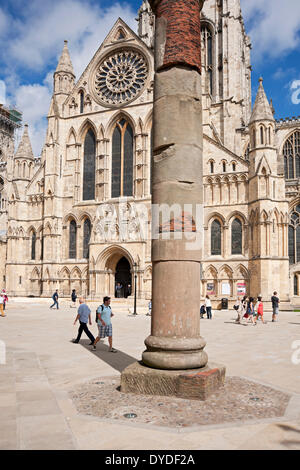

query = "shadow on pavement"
(79, 339), (138, 373)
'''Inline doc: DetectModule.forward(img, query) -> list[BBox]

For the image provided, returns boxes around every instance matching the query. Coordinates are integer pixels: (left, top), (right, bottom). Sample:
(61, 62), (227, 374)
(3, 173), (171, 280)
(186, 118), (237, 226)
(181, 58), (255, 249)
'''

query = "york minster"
(0, 0), (300, 309)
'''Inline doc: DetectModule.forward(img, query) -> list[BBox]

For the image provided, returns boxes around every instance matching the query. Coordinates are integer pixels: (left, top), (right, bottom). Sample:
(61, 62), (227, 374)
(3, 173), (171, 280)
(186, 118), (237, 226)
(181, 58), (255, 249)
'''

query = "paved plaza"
(0, 299), (300, 450)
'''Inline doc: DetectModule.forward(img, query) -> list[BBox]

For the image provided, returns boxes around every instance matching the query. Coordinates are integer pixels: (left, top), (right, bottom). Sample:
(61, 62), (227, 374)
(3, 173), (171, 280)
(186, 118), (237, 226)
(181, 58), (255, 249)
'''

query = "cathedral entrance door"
(115, 257), (132, 298)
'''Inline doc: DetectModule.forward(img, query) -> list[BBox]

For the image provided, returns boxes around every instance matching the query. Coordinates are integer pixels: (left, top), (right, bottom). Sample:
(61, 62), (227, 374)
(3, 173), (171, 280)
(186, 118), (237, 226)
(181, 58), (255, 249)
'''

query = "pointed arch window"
(294, 275), (298, 296)
(260, 126), (264, 145)
(83, 129), (96, 201)
(283, 131), (300, 180)
(201, 24), (213, 95)
(231, 218), (243, 255)
(79, 91), (84, 114)
(83, 218), (91, 259)
(111, 119), (133, 198)
(31, 231), (36, 260)
(211, 219), (222, 256)
(69, 220), (77, 259)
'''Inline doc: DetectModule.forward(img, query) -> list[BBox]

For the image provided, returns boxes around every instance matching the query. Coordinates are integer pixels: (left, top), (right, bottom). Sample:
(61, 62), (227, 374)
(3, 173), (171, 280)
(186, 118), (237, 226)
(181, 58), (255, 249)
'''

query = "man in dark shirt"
(271, 291), (279, 322)
(50, 290), (59, 309)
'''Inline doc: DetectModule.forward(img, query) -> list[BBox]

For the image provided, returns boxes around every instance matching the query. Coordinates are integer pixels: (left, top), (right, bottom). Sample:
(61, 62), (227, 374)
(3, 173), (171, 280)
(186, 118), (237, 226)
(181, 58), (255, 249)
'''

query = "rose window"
(94, 50), (148, 105)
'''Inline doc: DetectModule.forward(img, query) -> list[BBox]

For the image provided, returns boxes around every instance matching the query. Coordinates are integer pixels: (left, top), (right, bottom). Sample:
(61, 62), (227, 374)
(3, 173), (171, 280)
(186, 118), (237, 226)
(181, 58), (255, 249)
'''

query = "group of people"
(200, 291), (280, 324)
(72, 296), (117, 353)
(233, 291), (280, 325)
(0, 289), (8, 317)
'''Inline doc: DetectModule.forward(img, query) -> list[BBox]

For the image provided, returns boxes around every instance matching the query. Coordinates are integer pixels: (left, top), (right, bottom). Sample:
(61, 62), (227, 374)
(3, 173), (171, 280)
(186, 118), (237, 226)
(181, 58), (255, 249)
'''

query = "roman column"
(121, 0), (225, 399)
(142, 0), (207, 370)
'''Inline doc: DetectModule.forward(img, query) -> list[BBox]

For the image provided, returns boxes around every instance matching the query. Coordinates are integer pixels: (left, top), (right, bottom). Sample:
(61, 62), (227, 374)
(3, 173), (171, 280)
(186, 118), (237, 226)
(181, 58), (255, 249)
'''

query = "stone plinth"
(121, 361), (226, 401)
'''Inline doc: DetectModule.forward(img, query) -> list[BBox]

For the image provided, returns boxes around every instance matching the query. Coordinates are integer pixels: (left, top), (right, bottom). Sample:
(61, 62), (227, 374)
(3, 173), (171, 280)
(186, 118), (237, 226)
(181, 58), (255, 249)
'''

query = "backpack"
(95, 304), (111, 323)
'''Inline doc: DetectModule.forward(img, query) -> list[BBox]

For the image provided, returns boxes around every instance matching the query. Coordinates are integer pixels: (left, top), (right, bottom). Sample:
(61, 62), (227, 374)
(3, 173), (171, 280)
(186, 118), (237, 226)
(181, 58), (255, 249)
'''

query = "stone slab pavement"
(0, 300), (300, 450)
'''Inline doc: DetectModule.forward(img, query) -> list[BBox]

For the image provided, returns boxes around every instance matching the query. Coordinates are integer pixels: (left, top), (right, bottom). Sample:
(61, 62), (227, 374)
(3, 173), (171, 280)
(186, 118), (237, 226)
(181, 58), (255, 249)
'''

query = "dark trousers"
(206, 307), (212, 319)
(76, 321), (95, 343)
(50, 300), (59, 309)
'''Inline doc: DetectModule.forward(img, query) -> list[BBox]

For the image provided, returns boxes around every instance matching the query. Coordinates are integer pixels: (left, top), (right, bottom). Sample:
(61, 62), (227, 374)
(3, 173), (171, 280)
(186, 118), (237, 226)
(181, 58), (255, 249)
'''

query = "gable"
(64, 18), (154, 113)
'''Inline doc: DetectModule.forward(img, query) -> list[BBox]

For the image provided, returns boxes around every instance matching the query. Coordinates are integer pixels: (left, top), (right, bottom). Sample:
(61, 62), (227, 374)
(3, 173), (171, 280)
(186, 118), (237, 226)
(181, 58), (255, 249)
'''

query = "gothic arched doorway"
(115, 257), (132, 298)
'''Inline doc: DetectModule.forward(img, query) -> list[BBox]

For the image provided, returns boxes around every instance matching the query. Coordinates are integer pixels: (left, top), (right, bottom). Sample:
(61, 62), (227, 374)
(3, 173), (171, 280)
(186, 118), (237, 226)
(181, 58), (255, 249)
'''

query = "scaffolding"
(0, 104), (22, 129)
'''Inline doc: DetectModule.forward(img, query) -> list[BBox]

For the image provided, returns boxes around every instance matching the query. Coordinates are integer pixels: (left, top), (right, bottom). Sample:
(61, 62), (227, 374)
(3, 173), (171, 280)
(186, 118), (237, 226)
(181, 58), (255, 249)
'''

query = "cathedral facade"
(1, 0), (300, 309)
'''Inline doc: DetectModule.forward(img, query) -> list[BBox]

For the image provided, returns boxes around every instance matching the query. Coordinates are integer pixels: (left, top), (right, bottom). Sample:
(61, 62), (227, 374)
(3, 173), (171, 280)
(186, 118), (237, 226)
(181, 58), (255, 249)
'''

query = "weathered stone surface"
(150, 0), (203, 73)
(121, 361), (225, 400)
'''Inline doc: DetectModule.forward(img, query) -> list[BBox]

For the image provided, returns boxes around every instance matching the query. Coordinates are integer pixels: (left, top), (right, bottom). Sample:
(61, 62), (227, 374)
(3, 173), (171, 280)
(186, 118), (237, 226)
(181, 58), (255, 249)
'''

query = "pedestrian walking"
(246, 297), (256, 325)
(147, 300), (152, 316)
(93, 296), (117, 352)
(234, 297), (242, 323)
(205, 295), (212, 319)
(271, 291), (280, 322)
(50, 290), (59, 309)
(0, 293), (5, 317)
(70, 289), (77, 308)
(72, 297), (95, 344)
(200, 304), (206, 319)
(2, 289), (8, 311)
(255, 296), (266, 324)
(241, 295), (248, 320)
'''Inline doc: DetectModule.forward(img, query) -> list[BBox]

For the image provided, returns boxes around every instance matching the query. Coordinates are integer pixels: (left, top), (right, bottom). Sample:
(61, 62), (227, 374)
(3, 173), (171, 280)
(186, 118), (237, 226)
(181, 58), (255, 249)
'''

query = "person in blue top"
(93, 296), (117, 352)
(72, 297), (95, 345)
(50, 290), (59, 309)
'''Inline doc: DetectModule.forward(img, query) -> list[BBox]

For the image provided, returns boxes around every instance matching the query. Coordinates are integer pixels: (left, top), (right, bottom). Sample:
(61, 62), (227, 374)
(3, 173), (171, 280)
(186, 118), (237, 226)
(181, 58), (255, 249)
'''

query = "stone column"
(121, 0), (225, 400)
(142, 0), (207, 370)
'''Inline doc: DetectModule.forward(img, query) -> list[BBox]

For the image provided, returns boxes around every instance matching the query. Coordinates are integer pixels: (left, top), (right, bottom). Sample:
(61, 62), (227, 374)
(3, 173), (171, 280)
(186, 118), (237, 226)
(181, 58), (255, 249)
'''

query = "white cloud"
(1, 0), (137, 155)
(0, 81), (6, 104)
(14, 81), (52, 155)
(241, 0), (300, 62)
(5, 0), (136, 75)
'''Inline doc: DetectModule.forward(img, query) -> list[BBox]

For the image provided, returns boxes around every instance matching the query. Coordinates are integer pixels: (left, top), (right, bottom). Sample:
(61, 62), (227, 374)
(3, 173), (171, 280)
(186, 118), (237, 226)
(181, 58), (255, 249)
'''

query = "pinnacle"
(249, 77), (274, 124)
(55, 40), (75, 76)
(14, 124), (34, 160)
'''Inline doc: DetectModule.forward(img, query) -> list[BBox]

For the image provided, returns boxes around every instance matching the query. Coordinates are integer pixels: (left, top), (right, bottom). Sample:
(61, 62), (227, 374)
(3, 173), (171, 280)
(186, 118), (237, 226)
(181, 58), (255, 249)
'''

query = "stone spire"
(137, 0), (155, 48)
(53, 40), (75, 99)
(249, 77), (274, 124)
(55, 40), (75, 76)
(14, 124), (34, 160)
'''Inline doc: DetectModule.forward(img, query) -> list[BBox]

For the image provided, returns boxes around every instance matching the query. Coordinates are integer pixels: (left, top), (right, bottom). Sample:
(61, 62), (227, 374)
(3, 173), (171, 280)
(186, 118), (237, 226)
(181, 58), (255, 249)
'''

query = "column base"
(121, 361), (226, 401)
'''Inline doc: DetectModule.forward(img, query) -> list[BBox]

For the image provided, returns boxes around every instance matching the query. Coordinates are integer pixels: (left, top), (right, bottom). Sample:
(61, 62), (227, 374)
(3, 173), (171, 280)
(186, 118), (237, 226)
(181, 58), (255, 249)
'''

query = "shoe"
(72, 339), (79, 343)
(92, 344), (96, 350)
(89, 341), (94, 345)
(109, 348), (117, 353)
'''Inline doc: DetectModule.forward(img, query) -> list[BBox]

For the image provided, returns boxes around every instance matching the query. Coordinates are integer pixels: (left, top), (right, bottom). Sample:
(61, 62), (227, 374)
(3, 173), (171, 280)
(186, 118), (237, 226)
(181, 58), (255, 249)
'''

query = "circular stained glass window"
(94, 50), (148, 106)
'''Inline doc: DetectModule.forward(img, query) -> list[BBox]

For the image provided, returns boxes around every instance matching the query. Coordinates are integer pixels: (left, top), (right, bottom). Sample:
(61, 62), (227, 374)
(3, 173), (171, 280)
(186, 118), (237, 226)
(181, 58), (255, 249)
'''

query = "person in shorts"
(271, 291), (280, 322)
(93, 296), (117, 352)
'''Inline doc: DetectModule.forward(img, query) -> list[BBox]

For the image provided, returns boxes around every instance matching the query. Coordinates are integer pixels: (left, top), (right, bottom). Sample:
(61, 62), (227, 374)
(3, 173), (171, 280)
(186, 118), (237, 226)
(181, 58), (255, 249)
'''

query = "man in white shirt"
(205, 295), (212, 319)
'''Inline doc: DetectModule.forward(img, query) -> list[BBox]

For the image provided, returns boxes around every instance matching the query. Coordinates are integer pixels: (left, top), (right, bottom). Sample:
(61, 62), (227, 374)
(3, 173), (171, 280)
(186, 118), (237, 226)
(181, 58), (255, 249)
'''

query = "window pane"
(289, 225), (295, 264)
(297, 155), (300, 178)
(69, 221), (77, 259)
(83, 129), (96, 200)
(296, 226), (300, 263)
(31, 232), (36, 260)
(123, 124), (133, 197)
(112, 126), (121, 198)
(83, 219), (91, 259)
(211, 220), (221, 255)
(232, 218), (242, 255)
(294, 275), (298, 296)
(284, 157), (288, 179)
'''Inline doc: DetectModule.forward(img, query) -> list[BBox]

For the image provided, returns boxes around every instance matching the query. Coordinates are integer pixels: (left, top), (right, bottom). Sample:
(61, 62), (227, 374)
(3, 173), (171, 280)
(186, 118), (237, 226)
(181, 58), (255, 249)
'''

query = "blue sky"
(0, 0), (300, 155)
